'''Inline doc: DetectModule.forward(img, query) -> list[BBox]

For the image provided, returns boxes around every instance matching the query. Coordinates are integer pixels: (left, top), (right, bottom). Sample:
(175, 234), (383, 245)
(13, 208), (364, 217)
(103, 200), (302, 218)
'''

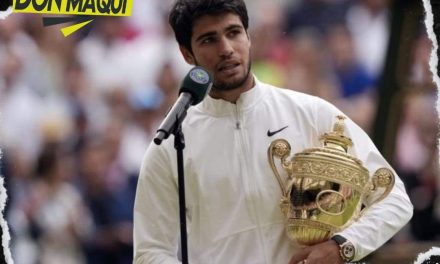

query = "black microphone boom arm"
(154, 93), (193, 145)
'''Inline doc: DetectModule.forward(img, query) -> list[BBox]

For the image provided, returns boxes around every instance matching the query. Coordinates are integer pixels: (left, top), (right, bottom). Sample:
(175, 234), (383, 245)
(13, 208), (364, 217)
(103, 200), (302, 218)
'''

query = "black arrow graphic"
(42, 15), (92, 27)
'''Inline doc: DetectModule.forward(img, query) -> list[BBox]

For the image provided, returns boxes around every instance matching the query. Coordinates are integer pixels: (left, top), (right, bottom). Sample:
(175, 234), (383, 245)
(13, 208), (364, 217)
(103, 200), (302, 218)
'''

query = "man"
(133, 0), (413, 263)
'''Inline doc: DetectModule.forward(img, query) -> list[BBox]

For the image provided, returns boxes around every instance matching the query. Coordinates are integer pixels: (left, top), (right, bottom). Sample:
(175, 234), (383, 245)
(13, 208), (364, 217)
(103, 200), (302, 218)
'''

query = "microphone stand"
(153, 66), (211, 264)
(173, 124), (189, 264)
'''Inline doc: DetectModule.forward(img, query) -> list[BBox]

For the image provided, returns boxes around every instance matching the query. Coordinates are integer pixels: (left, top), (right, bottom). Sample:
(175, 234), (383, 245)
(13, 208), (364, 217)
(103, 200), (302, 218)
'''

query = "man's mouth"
(218, 62), (240, 72)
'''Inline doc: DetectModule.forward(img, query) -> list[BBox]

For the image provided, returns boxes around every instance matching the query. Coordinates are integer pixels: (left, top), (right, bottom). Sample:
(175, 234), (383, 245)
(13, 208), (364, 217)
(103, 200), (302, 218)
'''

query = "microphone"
(154, 66), (212, 145)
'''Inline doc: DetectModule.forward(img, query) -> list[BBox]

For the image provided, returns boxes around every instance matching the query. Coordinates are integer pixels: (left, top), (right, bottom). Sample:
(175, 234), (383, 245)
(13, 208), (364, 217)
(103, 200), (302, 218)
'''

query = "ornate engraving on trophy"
(268, 115), (395, 245)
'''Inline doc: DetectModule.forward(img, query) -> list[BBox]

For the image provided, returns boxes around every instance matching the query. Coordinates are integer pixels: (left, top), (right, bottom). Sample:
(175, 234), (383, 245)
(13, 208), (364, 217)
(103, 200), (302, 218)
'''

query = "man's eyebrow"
(225, 24), (243, 32)
(195, 24), (244, 43)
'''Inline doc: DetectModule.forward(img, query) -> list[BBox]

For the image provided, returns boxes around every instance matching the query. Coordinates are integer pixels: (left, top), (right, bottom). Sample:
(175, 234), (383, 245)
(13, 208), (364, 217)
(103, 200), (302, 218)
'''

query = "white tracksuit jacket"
(134, 79), (413, 264)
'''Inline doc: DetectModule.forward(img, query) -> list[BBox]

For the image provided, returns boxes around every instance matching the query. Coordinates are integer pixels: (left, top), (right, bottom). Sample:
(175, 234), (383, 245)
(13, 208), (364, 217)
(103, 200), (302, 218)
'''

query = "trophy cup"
(268, 115), (395, 245)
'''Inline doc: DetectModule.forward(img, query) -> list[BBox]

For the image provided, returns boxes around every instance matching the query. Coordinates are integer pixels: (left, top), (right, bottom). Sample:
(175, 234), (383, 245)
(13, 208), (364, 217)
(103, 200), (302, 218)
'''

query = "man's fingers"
(288, 247), (311, 264)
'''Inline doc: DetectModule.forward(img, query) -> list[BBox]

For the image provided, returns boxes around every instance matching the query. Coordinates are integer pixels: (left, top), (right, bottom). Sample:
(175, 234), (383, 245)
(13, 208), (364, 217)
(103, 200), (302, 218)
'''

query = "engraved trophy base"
(287, 219), (336, 245)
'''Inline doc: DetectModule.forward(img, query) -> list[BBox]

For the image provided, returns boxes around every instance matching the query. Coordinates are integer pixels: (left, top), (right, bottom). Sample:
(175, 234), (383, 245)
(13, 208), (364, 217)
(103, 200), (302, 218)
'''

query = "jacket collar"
(196, 76), (263, 117)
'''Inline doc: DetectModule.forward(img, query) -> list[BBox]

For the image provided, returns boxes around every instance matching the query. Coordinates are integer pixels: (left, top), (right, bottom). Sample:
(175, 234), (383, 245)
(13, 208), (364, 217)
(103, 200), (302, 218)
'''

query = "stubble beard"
(212, 61), (252, 91)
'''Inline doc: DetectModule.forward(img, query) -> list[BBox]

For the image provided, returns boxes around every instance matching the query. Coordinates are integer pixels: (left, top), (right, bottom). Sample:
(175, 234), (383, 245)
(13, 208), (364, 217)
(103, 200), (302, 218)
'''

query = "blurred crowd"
(0, 0), (438, 263)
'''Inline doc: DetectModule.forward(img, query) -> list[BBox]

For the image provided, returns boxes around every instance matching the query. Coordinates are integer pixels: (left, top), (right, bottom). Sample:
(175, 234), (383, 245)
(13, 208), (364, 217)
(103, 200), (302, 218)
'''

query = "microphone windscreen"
(179, 66), (213, 105)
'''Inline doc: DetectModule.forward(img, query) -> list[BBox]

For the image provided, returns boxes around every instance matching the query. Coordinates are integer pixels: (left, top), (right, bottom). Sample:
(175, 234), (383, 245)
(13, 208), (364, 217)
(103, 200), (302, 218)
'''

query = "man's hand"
(289, 240), (344, 264)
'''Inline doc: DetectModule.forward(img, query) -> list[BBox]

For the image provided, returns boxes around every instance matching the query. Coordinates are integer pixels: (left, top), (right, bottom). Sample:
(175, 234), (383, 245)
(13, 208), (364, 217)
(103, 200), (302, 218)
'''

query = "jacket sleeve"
(133, 142), (182, 264)
(314, 98), (413, 261)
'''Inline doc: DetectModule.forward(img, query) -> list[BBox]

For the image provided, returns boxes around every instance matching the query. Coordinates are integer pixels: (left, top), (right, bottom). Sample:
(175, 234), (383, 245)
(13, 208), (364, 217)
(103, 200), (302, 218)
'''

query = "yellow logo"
(11, 0), (132, 36)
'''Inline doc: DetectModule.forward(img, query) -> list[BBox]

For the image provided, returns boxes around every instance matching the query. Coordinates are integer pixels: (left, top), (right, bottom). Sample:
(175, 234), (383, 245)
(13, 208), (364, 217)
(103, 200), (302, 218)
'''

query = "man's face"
(181, 13), (252, 91)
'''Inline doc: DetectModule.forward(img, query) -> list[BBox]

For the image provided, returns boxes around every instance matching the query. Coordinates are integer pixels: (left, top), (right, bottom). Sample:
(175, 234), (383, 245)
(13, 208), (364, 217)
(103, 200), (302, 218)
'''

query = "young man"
(133, 0), (413, 263)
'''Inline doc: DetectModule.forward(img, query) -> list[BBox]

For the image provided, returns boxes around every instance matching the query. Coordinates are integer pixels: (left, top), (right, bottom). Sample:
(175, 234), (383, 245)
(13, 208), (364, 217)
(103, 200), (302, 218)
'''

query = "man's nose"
(218, 37), (233, 57)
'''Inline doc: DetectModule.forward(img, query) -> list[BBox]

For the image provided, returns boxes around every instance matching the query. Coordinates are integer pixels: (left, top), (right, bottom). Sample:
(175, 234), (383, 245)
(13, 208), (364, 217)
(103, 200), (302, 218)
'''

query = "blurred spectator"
(409, 32), (434, 87)
(77, 135), (135, 264)
(8, 141), (92, 264)
(158, 14), (193, 80)
(244, 0), (291, 28)
(4, 154), (38, 264)
(105, 88), (132, 122)
(23, 15), (78, 98)
(120, 88), (163, 175)
(124, 0), (164, 37)
(250, 2), (289, 87)
(394, 91), (439, 240)
(76, 15), (190, 101)
(395, 91), (437, 176)
(0, 48), (44, 167)
(284, 0), (351, 35)
(326, 24), (377, 132)
(346, 0), (391, 80)
(76, 17), (153, 94)
(119, 62), (178, 175)
(0, 15), (41, 91)
(62, 59), (110, 147)
(284, 28), (340, 103)
(327, 25), (376, 98)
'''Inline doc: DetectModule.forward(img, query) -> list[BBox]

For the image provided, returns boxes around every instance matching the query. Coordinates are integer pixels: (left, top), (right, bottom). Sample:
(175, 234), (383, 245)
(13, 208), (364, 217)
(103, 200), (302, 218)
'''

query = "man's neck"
(209, 76), (255, 103)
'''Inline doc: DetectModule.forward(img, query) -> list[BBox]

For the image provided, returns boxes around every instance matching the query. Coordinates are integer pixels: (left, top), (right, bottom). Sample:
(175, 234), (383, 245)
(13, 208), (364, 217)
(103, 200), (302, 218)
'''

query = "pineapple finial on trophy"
(320, 115), (353, 153)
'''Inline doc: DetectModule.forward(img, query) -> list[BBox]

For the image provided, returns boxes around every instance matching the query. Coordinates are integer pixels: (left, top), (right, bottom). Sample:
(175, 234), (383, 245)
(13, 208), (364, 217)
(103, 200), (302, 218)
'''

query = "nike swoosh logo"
(267, 126), (288, 137)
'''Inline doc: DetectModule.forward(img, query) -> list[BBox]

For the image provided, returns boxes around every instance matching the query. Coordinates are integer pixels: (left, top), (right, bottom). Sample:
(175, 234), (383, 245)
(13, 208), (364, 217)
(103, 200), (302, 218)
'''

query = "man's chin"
(212, 84), (239, 91)
(213, 80), (244, 91)
(213, 73), (250, 91)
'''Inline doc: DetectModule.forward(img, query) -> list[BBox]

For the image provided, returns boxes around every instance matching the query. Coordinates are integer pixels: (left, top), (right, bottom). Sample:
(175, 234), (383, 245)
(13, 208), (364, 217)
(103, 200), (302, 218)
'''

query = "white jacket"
(134, 79), (413, 264)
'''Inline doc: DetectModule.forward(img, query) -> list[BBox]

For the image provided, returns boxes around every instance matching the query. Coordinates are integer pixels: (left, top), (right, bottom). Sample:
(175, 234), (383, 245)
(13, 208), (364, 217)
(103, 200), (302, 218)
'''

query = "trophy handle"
(369, 168), (395, 203)
(359, 167), (395, 217)
(267, 139), (292, 197)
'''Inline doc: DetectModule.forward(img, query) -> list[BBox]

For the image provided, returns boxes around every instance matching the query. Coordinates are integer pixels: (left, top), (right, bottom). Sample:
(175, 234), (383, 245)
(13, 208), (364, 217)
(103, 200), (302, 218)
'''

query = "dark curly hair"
(169, 0), (249, 53)
(0, 0), (12, 11)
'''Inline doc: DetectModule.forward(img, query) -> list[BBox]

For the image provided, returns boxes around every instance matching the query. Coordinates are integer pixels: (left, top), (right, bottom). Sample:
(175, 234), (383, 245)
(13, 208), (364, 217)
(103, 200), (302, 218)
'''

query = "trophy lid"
(319, 115), (353, 153)
(291, 115), (368, 189)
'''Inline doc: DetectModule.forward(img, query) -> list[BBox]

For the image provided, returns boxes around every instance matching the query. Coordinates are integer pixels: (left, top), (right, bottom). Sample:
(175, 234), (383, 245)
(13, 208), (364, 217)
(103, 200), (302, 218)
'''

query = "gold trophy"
(268, 115), (394, 245)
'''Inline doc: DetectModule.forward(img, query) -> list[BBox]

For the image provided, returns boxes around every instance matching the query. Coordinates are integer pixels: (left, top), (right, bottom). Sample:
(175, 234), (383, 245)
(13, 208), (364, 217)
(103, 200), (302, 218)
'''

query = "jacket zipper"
(234, 104), (268, 263)
(234, 104), (241, 130)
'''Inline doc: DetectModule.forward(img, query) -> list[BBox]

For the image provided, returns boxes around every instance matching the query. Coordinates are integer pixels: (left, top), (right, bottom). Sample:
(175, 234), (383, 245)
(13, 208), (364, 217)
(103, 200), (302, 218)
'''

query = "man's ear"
(180, 46), (196, 65)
